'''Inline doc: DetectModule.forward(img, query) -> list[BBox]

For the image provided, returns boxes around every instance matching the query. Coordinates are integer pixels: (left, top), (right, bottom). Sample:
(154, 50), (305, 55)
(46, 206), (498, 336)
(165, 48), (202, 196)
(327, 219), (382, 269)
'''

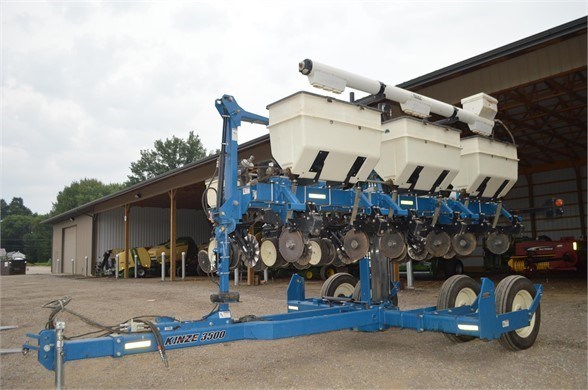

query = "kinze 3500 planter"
(24, 60), (542, 388)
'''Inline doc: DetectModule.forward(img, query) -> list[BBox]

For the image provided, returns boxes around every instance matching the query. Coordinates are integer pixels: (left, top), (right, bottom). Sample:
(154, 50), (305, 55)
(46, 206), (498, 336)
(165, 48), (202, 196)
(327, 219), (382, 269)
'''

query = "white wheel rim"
(308, 240), (322, 265)
(207, 240), (217, 270)
(260, 241), (277, 267)
(513, 290), (535, 338)
(333, 283), (355, 298)
(455, 288), (477, 307)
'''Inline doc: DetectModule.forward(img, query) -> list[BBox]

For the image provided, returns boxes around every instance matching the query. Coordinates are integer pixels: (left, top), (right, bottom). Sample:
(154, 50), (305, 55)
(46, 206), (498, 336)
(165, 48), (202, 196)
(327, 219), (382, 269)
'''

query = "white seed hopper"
(452, 136), (518, 198)
(375, 117), (462, 192)
(267, 92), (383, 183)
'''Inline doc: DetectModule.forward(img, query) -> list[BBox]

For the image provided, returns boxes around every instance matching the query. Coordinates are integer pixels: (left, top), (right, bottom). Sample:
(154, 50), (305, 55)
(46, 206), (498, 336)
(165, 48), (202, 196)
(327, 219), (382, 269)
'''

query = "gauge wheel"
(495, 275), (541, 351)
(320, 273), (358, 298)
(437, 275), (481, 343)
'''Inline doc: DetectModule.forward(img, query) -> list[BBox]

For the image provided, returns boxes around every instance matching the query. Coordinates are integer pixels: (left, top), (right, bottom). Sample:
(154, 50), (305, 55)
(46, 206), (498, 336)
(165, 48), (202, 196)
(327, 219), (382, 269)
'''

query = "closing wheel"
(307, 239), (323, 266)
(252, 257), (267, 272)
(199, 249), (215, 274)
(293, 261), (311, 270)
(240, 234), (261, 268)
(343, 230), (369, 262)
(229, 241), (241, 270)
(320, 238), (336, 266)
(407, 246), (428, 261)
(320, 273), (358, 298)
(379, 231), (406, 259)
(336, 247), (354, 265)
(495, 275), (541, 351)
(207, 239), (240, 271)
(391, 245), (408, 263)
(260, 238), (286, 268)
(296, 242), (312, 266)
(452, 233), (477, 256)
(486, 232), (511, 255)
(279, 230), (305, 263)
(442, 247), (456, 259)
(425, 231), (451, 257)
(437, 275), (481, 343)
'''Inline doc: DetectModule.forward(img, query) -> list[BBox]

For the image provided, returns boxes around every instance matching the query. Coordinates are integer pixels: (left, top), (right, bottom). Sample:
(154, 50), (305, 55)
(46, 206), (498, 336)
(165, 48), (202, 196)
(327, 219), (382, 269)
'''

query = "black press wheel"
(437, 275), (481, 343)
(320, 273), (358, 298)
(495, 275), (541, 351)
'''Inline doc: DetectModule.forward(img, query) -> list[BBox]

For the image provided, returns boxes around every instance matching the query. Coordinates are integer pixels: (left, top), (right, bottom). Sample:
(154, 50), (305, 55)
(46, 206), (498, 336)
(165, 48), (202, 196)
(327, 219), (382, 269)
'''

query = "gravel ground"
(1, 269), (586, 389)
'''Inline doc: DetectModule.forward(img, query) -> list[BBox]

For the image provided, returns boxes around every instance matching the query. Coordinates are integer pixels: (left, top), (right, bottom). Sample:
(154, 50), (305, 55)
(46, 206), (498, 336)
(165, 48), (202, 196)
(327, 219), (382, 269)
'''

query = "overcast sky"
(1, 1), (586, 214)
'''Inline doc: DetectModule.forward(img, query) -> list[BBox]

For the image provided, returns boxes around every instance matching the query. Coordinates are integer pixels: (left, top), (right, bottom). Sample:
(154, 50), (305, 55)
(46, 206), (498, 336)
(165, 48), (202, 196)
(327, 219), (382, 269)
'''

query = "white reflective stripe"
(124, 340), (152, 350)
(288, 305), (299, 311)
(457, 324), (479, 331)
(308, 193), (327, 200)
(400, 200), (414, 205)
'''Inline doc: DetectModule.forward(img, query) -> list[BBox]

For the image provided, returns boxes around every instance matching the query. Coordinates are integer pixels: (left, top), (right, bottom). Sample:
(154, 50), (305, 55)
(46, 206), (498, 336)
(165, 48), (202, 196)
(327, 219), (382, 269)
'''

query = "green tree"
(24, 215), (52, 262)
(0, 199), (8, 218)
(1, 214), (32, 253)
(0, 197), (52, 261)
(0, 197), (34, 253)
(126, 131), (208, 185)
(1, 197), (32, 217)
(51, 179), (124, 215)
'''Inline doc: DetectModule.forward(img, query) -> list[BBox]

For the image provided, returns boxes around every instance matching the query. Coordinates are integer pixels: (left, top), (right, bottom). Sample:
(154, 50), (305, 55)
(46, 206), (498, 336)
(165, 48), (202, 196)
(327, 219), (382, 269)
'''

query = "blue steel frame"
(24, 274), (542, 372)
(23, 95), (536, 372)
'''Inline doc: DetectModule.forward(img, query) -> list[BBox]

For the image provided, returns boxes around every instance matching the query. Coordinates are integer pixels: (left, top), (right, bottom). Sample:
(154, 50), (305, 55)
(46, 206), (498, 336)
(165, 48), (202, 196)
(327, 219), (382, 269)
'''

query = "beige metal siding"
(95, 207), (212, 259)
(52, 228), (62, 273)
(62, 226), (76, 274)
(51, 215), (94, 275)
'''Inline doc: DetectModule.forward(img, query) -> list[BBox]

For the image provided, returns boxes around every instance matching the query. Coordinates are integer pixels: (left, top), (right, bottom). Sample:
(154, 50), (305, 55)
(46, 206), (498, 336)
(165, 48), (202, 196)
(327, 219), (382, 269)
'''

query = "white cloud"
(1, 1), (585, 213)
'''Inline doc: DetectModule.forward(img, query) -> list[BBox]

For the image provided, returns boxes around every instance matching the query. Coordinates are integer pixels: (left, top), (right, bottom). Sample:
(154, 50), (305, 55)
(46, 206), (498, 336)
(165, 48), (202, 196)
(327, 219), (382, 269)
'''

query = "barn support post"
(91, 213), (98, 277)
(124, 205), (130, 279)
(169, 190), (177, 281)
(525, 173), (537, 238)
(573, 165), (587, 238)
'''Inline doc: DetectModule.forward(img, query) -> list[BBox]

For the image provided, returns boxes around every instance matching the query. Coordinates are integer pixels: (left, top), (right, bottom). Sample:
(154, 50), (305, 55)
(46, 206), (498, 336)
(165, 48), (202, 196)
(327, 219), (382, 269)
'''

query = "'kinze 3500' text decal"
(164, 330), (226, 346)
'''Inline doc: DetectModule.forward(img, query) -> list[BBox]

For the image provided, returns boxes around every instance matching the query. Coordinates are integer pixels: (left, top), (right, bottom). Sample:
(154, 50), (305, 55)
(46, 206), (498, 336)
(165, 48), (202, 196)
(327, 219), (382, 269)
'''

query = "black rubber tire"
(443, 258), (464, 277)
(319, 265), (337, 280)
(320, 273), (357, 298)
(137, 267), (146, 278)
(495, 275), (541, 351)
(437, 275), (481, 343)
(454, 259), (464, 275)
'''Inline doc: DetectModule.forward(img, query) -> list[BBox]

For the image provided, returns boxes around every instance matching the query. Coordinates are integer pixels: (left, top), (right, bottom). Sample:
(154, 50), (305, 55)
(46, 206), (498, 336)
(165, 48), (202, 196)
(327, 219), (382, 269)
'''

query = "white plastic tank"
(267, 92), (383, 183)
(375, 117), (461, 192)
(452, 136), (518, 198)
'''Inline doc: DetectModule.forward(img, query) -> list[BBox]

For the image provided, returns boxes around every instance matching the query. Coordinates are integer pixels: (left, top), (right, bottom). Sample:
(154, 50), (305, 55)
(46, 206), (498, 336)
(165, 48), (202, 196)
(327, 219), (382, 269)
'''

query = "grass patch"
(29, 260), (52, 266)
